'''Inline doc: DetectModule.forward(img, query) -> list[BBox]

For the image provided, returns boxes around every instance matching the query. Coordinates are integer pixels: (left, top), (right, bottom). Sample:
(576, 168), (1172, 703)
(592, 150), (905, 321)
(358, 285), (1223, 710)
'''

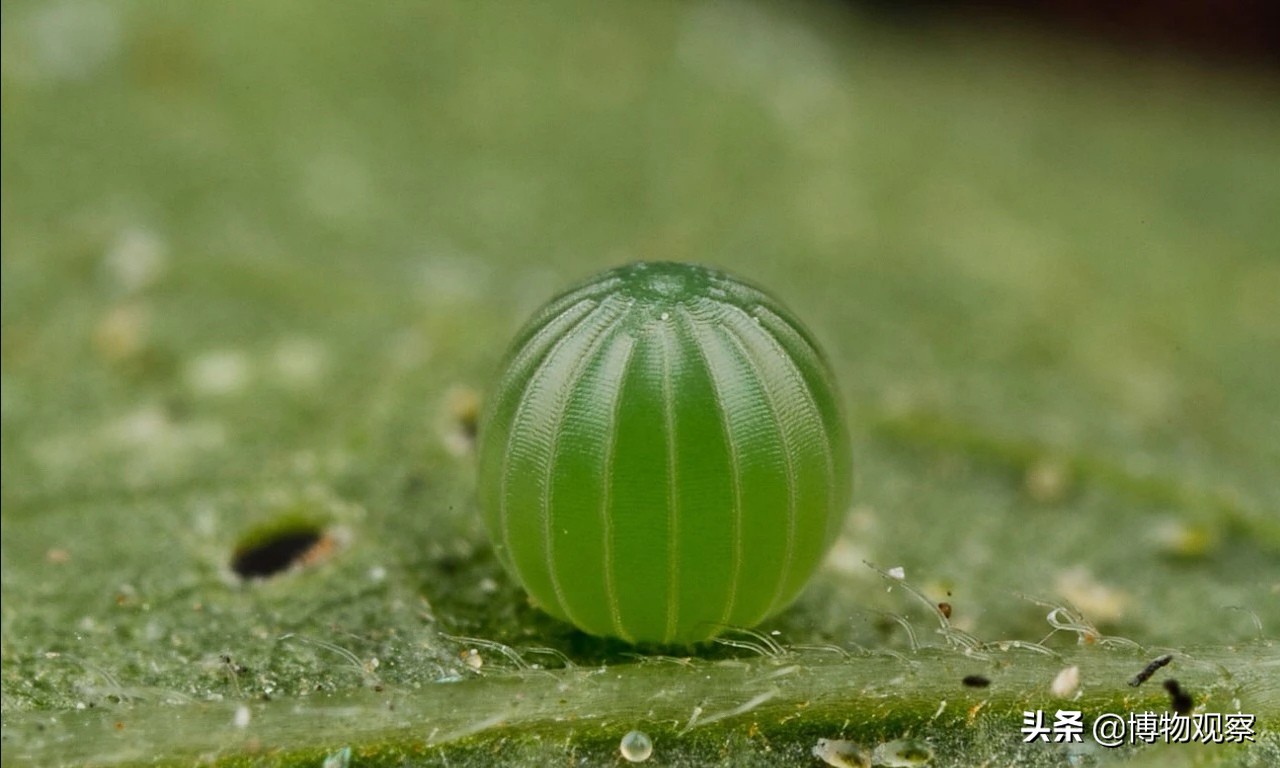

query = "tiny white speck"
(105, 227), (167, 293)
(111, 406), (168, 444)
(659, 312), (670, 321)
(1051, 665), (1080, 699)
(887, 566), (906, 580)
(368, 566), (387, 583)
(143, 620), (164, 642)
(233, 705), (251, 728)
(273, 337), (329, 386)
(187, 350), (252, 396)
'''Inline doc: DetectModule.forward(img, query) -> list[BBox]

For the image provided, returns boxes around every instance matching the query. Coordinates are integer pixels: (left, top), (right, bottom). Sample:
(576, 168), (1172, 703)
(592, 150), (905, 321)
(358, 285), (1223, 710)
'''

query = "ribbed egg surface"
(477, 261), (852, 644)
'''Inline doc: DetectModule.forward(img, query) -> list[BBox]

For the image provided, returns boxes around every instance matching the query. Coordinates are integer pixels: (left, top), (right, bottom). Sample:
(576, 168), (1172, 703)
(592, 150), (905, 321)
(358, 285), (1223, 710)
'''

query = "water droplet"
(620, 730), (653, 762)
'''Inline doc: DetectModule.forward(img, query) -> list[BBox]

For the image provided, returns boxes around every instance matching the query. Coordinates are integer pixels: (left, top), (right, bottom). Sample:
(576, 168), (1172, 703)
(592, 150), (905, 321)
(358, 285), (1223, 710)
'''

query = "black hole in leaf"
(231, 525), (323, 579)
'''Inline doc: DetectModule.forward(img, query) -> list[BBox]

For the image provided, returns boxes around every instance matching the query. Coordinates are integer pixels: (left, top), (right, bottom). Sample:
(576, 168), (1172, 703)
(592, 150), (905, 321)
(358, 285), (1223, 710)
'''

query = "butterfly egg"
(477, 261), (852, 644)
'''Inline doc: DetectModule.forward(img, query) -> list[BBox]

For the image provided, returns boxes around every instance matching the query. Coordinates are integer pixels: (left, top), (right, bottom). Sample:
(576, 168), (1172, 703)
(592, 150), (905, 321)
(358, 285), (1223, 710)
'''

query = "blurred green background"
(2, 1), (1277, 765)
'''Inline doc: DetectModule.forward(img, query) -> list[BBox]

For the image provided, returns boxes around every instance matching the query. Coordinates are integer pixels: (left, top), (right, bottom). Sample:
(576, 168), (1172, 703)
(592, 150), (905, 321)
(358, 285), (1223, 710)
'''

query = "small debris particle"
(962, 674), (990, 688)
(620, 730), (653, 763)
(46, 548), (71, 564)
(1128, 654), (1173, 687)
(186, 350), (252, 396)
(872, 738), (934, 767)
(1163, 679), (1194, 715)
(937, 601), (952, 619)
(1152, 519), (1217, 559)
(440, 386), (482, 456)
(812, 737), (870, 768)
(297, 532), (342, 568)
(1051, 665), (1080, 698)
(461, 649), (483, 671)
(93, 303), (149, 362)
(105, 227), (167, 292)
(233, 705), (251, 728)
(1025, 457), (1070, 503)
(886, 566), (906, 580)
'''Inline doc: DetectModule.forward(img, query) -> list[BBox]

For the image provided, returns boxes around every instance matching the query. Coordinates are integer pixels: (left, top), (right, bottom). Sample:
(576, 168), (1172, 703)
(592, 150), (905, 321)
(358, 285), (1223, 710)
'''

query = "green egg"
(477, 262), (852, 644)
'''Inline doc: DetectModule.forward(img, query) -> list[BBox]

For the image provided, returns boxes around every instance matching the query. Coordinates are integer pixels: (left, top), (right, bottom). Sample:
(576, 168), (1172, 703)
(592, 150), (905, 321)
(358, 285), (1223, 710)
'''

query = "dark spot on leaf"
(434, 554), (466, 576)
(402, 472), (426, 498)
(1163, 679), (1194, 715)
(441, 386), (481, 454)
(962, 674), (990, 688)
(231, 521), (325, 579)
(459, 409), (478, 441)
(163, 396), (191, 421)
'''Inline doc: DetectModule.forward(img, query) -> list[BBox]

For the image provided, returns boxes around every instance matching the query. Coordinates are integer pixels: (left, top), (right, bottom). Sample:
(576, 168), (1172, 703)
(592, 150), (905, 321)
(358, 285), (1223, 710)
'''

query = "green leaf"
(3, 1), (1277, 765)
